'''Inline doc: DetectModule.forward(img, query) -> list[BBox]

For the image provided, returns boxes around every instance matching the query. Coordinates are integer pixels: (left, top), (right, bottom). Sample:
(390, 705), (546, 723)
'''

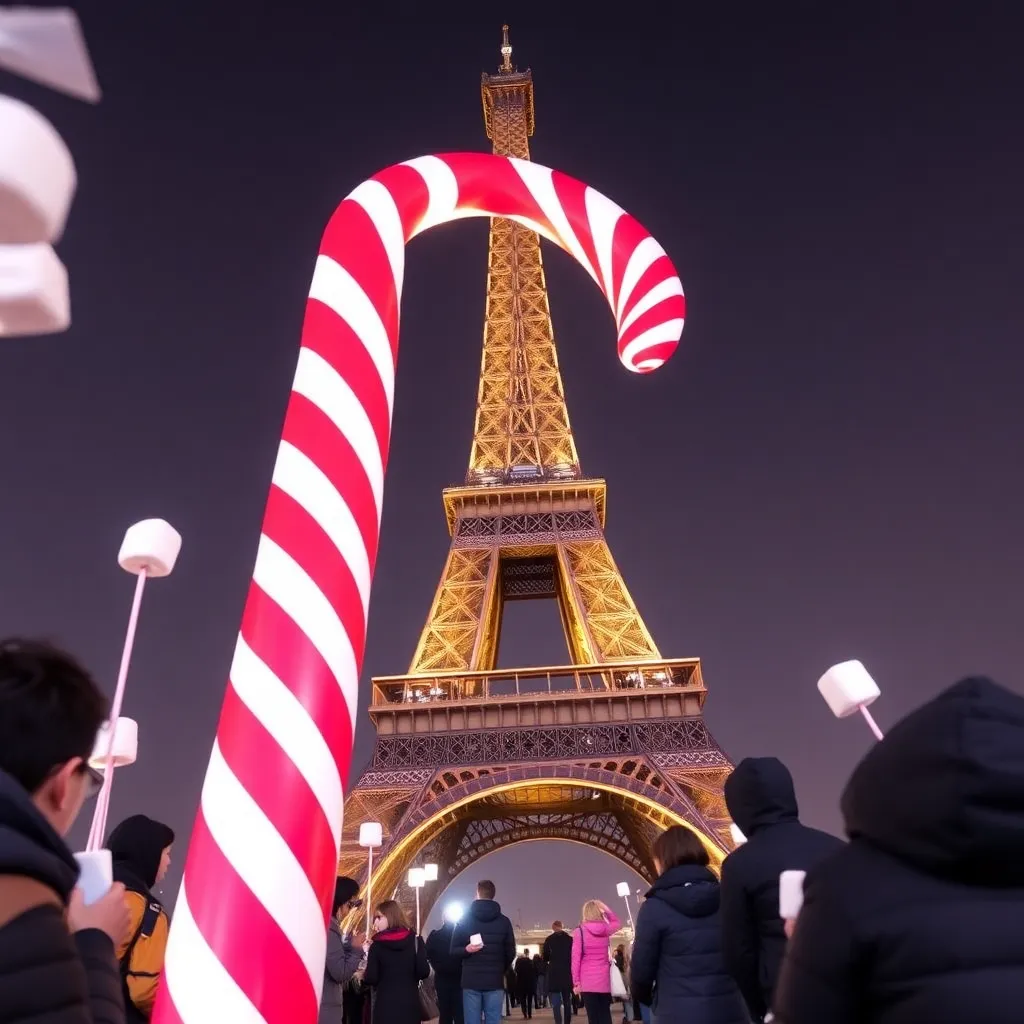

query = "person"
(450, 879), (515, 1024)
(570, 899), (620, 1024)
(720, 756), (843, 1022)
(612, 945), (630, 1021)
(425, 905), (464, 1024)
(542, 920), (573, 1024)
(629, 825), (747, 1023)
(0, 636), (131, 1024)
(319, 876), (366, 1024)
(774, 676), (1024, 1024)
(532, 952), (547, 1009)
(363, 899), (429, 1024)
(514, 947), (537, 1019)
(106, 814), (174, 1022)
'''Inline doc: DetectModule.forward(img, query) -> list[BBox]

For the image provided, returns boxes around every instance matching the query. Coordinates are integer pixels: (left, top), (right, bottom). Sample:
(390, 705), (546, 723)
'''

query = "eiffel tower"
(338, 28), (734, 924)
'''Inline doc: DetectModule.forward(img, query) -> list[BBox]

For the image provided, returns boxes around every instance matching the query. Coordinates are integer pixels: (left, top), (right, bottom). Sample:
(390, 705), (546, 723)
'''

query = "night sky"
(2, 3), (1022, 931)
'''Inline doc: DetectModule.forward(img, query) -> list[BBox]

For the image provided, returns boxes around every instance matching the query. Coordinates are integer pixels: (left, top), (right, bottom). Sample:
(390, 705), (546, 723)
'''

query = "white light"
(359, 822), (383, 848)
(444, 901), (463, 923)
(729, 823), (747, 846)
(408, 867), (425, 889)
(616, 881), (630, 898)
(424, 863), (439, 882)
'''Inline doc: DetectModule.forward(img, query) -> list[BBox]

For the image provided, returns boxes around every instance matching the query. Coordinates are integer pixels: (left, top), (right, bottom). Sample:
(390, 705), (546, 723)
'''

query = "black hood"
(107, 814), (174, 891)
(468, 898), (503, 923)
(647, 863), (720, 919)
(0, 769), (79, 901)
(724, 757), (799, 837)
(842, 676), (1024, 887)
(374, 927), (415, 953)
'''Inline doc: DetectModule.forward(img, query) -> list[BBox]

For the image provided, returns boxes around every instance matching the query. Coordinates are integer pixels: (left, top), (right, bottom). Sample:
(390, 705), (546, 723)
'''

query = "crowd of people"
(2, 635), (1023, 1024)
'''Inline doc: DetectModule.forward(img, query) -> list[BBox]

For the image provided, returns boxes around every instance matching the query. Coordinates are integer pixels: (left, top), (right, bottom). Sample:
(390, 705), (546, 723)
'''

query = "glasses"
(78, 762), (103, 799)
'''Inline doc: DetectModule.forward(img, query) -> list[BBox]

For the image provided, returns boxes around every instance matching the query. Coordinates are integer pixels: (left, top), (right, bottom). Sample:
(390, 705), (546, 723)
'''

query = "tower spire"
(500, 24), (513, 72)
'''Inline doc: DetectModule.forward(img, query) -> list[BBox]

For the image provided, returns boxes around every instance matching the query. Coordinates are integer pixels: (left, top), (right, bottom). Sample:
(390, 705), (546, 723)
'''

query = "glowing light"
(444, 901), (463, 923)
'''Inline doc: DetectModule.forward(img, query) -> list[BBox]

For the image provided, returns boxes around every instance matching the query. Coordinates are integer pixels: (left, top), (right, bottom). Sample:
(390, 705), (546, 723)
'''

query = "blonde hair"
(581, 899), (604, 922)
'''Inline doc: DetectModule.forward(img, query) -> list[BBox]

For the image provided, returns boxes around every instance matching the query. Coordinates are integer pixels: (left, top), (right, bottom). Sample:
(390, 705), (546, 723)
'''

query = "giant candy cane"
(154, 153), (685, 1024)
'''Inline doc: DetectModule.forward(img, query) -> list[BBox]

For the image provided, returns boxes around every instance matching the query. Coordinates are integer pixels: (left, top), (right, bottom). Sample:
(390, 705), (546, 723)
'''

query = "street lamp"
(423, 862), (438, 882)
(359, 822), (383, 933)
(0, 7), (100, 337)
(408, 867), (426, 935)
(616, 881), (635, 935)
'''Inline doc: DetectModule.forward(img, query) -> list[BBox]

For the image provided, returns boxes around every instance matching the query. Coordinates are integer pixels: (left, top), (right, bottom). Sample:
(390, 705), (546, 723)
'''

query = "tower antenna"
(500, 23), (513, 72)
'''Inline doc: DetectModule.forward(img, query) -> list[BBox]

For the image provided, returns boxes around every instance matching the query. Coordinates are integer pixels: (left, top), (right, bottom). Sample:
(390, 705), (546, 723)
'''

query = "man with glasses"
(0, 637), (131, 1024)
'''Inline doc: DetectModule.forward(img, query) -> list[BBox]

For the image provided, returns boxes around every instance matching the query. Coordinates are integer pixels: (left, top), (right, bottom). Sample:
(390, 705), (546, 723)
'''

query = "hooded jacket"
(424, 920), (461, 979)
(542, 928), (573, 991)
(629, 863), (748, 1024)
(107, 815), (174, 1023)
(0, 769), (123, 1024)
(720, 756), (842, 1020)
(450, 898), (516, 992)
(363, 927), (429, 1024)
(570, 907), (620, 994)
(775, 677), (1024, 1024)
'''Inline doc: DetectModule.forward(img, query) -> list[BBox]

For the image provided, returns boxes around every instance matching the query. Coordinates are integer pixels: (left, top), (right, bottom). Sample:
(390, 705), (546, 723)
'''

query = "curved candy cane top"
(319, 152), (685, 379)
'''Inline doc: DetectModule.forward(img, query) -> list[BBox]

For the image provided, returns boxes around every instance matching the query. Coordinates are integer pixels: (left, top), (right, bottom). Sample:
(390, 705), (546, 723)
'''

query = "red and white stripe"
(153, 152), (685, 1024)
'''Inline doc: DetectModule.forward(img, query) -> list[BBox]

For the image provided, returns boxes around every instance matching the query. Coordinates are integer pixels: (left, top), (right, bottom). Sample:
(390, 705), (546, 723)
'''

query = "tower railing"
(370, 657), (705, 707)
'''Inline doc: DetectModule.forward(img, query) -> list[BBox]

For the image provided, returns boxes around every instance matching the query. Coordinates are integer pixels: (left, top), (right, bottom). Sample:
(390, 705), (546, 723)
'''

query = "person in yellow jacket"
(107, 814), (174, 1022)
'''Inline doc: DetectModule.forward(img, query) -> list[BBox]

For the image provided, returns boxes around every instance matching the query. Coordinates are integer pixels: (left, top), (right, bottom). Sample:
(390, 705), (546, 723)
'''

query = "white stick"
(859, 703), (885, 741)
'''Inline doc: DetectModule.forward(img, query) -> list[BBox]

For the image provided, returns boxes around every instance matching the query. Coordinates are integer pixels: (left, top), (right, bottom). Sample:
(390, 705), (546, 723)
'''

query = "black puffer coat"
(629, 863), (748, 1024)
(0, 769), (124, 1024)
(450, 898), (516, 991)
(775, 676), (1024, 1024)
(720, 757), (843, 1020)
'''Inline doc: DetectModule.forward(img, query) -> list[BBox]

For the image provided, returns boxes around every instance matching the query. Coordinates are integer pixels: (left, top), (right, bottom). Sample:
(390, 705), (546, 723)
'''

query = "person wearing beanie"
(107, 814), (174, 1023)
(320, 875), (366, 1024)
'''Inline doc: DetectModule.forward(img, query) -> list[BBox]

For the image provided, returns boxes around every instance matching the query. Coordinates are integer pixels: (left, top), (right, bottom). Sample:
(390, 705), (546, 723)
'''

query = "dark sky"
(2, 3), (1022, 930)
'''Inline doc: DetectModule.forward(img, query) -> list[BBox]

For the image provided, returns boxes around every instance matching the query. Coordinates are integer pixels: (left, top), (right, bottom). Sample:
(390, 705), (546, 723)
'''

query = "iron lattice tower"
(338, 28), (734, 925)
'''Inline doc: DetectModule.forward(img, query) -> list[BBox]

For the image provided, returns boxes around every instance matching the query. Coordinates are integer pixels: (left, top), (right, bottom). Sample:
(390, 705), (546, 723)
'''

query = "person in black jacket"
(0, 637), (132, 1024)
(774, 676), (1024, 1024)
(514, 948), (537, 1019)
(363, 899), (429, 1024)
(450, 880), (515, 1024)
(630, 825), (747, 1024)
(542, 921), (573, 1024)
(425, 911), (464, 1024)
(720, 756), (843, 1021)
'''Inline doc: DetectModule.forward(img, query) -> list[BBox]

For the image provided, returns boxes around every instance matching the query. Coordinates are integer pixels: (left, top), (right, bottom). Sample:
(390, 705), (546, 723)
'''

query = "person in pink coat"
(571, 899), (621, 1024)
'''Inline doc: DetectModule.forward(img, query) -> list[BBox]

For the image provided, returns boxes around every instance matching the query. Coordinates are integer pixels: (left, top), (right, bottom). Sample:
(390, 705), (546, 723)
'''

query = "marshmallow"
(73, 849), (112, 904)
(817, 659), (880, 719)
(359, 821), (383, 848)
(118, 519), (182, 577)
(0, 242), (69, 336)
(729, 823), (747, 846)
(616, 882), (631, 897)
(89, 716), (138, 769)
(0, 96), (76, 243)
(779, 869), (806, 920)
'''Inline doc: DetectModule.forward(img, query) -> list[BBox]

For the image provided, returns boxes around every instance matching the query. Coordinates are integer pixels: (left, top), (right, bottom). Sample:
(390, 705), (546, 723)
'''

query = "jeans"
(581, 992), (613, 1024)
(640, 1004), (652, 1024)
(463, 988), (504, 1024)
(550, 988), (574, 1024)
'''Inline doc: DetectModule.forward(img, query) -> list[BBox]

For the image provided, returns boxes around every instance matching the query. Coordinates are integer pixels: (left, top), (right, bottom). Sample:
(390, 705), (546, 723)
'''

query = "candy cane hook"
(155, 152), (686, 1024)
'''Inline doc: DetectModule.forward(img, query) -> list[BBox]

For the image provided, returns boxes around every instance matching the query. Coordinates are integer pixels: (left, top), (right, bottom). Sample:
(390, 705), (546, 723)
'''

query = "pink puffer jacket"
(570, 909), (621, 993)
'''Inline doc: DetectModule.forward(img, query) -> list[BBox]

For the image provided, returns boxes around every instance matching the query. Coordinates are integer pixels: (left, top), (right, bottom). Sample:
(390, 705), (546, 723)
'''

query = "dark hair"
(652, 825), (710, 871)
(374, 899), (409, 931)
(477, 879), (496, 900)
(0, 638), (107, 793)
(552, 920), (562, 930)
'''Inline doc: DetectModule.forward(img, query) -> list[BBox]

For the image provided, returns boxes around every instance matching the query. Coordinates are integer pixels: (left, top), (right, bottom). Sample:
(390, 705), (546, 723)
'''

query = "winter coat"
(570, 908), (620, 993)
(542, 929), (573, 991)
(0, 768), (124, 1024)
(629, 863), (748, 1024)
(425, 921), (461, 980)
(720, 756), (843, 1020)
(774, 676), (1024, 1024)
(319, 918), (363, 1024)
(107, 815), (174, 1023)
(450, 898), (516, 992)
(362, 927), (429, 1024)
(514, 953), (537, 995)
